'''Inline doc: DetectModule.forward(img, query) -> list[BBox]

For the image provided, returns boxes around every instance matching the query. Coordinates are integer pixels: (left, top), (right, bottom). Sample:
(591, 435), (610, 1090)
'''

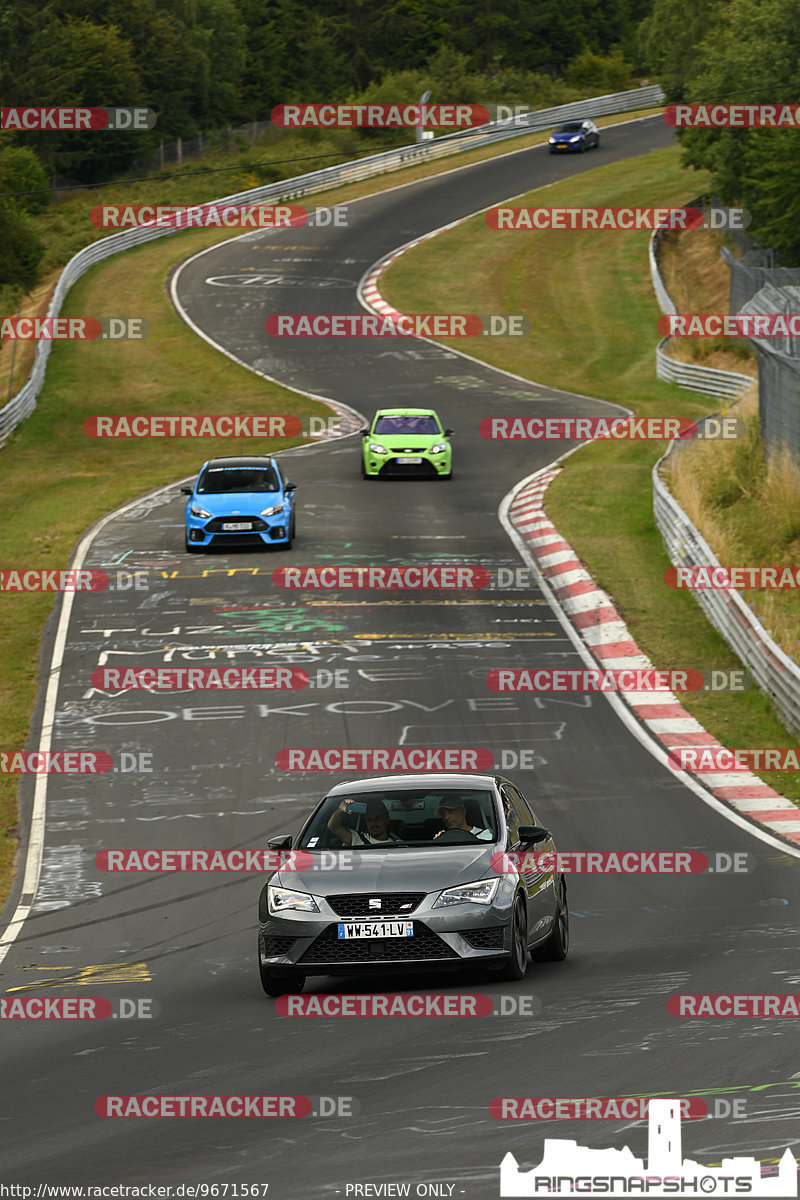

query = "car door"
(502, 783), (556, 940)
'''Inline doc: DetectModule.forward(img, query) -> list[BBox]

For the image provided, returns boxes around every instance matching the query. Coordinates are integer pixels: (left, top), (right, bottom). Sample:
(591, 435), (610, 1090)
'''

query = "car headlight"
(268, 885), (319, 914)
(570, 135), (581, 142)
(190, 504), (211, 519)
(433, 878), (500, 908)
(261, 503), (285, 517)
(369, 442), (388, 454)
(429, 442), (448, 454)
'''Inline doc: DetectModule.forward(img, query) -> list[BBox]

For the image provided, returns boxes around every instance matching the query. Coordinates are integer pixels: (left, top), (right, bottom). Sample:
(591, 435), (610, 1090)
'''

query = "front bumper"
(363, 451), (451, 478)
(186, 509), (291, 548)
(259, 892), (513, 977)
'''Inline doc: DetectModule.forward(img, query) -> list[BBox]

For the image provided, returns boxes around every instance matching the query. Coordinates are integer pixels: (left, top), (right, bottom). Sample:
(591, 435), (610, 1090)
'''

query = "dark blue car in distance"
(548, 119), (600, 153)
(181, 455), (296, 552)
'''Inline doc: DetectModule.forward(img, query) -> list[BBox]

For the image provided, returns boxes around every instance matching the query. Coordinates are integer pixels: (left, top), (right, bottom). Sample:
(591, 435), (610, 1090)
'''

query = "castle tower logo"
(500, 1098), (797, 1196)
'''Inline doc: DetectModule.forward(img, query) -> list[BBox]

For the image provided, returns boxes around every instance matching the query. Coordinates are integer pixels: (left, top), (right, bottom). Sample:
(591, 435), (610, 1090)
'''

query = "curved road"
(2, 115), (800, 1194)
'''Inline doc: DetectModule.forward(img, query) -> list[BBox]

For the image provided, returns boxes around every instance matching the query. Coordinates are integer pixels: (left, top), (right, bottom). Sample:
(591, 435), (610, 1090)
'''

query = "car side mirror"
(444, 428), (454, 437)
(361, 427), (369, 436)
(180, 486), (192, 495)
(267, 834), (293, 850)
(517, 825), (550, 845)
(285, 482), (297, 492)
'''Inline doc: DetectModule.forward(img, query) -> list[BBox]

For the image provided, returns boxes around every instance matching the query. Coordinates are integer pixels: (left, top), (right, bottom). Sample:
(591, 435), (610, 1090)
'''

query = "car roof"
(373, 408), (440, 418)
(203, 456), (277, 468)
(325, 773), (500, 794)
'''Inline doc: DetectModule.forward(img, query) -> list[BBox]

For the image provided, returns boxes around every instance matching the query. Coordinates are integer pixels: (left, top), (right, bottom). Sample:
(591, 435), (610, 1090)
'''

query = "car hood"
(277, 844), (499, 896)
(376, 436), (440, 449)
(191, 489), (284, 510)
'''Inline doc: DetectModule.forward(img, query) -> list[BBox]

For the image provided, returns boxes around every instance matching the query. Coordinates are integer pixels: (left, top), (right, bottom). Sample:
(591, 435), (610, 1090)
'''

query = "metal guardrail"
(648, 201), (754, 401)
(653, 445), (800, 739)
(0, 84), (664, 445)
(655, 337), (754, 398)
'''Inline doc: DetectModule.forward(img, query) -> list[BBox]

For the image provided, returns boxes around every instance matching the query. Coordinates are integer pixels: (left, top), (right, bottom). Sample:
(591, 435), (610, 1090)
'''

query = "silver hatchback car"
(257, 772), (569, 996)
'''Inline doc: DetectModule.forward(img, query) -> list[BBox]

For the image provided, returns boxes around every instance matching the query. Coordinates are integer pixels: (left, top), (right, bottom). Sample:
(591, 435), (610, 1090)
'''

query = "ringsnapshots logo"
(0, 107), (156, 131)
(265, 314), (528, 337)
(499, 1098), (798, 1196)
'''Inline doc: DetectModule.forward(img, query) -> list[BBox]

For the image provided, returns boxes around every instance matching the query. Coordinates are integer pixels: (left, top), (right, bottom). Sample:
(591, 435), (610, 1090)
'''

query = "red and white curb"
(359, 223), (463, 320)
(508, 465), (800, 846)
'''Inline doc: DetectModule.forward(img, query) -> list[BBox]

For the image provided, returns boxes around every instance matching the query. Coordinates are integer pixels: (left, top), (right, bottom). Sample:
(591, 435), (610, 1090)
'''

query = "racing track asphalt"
(2, 115), (800, 1193)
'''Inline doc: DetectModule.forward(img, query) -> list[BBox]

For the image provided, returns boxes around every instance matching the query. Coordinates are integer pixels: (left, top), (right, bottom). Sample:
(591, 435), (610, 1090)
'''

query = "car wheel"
(533, 876), (569, 962)
(499, 897), (529, 980)
(259, 941), (305, 996)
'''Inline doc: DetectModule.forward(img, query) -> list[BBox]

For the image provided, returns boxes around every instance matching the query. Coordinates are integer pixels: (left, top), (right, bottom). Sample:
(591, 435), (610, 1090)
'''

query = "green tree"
(0, 203), (45, 290)
(0, 147), (50, 214)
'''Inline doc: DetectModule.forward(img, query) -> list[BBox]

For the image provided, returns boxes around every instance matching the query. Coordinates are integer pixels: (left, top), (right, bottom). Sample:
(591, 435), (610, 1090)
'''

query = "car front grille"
(205, 515), (267, 532)
(461, 927), (505, 950)
(380, 459), (438, 478)
(326, 892), (425, 917)
(299, 922), (458, 964)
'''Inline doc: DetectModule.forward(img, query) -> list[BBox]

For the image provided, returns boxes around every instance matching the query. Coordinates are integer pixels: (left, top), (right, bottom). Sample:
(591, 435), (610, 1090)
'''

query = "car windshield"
(556, 122), (584, 133)
(197, 465), (279, 494)
(299, 787), (499, 849)
(373, 415), (440, 436)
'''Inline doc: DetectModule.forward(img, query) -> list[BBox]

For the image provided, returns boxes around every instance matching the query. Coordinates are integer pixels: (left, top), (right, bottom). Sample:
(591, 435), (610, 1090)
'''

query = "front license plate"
(396, 456), (422, 464)
(221, 521), (252, 531)
(337, 921), (414, 939)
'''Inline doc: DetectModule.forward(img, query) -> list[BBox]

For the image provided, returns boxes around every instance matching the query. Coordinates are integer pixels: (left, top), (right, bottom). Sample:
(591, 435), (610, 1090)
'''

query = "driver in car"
(327, 797), (403, 846)
(434, 797), (493, 840)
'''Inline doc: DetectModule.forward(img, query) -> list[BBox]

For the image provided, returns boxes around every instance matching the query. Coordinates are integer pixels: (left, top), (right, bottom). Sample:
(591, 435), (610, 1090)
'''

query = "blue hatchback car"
(182, 455), (296, 553)
(548, 119), (600, 153)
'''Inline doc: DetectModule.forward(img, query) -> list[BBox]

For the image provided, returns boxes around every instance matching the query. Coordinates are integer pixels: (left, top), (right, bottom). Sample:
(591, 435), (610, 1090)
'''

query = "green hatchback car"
(361, 408), (453, 479)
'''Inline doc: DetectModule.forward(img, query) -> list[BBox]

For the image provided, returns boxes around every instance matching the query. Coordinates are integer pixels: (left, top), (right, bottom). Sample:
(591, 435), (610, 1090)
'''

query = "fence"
(0, 84), (664, 445)
(653, 440), (800, 739)
(649, 197), (754, 401)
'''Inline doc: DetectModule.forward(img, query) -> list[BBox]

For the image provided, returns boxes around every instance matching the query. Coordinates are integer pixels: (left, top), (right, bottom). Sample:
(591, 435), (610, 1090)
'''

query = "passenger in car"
(326, 797), (404, 846)
(433, 797), (493, 840)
